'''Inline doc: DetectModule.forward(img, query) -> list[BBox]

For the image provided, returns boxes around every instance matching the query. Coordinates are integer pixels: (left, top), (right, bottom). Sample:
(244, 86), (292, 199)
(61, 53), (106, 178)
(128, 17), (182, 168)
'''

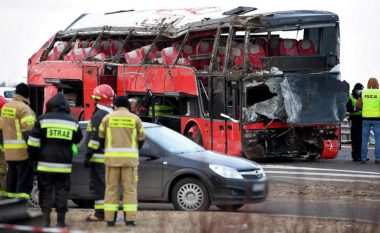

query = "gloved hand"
(84, 157), (90, 168)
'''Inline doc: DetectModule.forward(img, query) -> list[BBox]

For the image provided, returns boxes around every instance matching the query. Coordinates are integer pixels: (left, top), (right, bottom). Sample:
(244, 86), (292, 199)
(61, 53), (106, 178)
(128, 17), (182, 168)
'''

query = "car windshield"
(145, 126), (205, 154)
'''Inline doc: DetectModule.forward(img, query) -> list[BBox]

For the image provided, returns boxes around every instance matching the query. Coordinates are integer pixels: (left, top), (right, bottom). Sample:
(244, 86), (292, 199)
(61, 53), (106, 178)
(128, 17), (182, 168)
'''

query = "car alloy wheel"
(172, 178), (210, 211)
(28, 179), (39, 207)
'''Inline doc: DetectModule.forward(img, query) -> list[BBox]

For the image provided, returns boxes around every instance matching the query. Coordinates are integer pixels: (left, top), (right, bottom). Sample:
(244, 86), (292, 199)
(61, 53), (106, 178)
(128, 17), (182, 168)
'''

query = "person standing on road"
(346, 83), (364, 161)
(98, 96), (145, 227)
(0, 96), (8, 199)
(27, 93), (82, 227)
(1, 83), (35, 199)
(83, 84), (114, 222)
(357, 78), (380, 164)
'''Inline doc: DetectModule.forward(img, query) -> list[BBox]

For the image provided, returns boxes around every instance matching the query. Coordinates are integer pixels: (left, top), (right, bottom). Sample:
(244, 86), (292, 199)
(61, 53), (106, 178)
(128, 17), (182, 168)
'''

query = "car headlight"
(257, 166), (266, 178)
(209, 164), (244, 179)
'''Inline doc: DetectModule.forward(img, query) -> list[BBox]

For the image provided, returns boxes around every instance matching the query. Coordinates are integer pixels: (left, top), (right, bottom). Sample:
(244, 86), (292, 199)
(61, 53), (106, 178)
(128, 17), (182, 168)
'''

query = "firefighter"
(27, 93), (82, 227)
(346, 83), (364, 161)
(98, 96), (145, 227)
(83, 84), (114, 222)
(1, 83), (35, 199)
(357, 78), (380, 164)
(0, 95), (8, 199)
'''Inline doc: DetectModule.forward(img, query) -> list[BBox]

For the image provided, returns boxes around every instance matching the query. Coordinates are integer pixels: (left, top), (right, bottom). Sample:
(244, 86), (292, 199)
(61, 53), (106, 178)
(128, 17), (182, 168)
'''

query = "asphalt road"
(133, 145), (380, 222)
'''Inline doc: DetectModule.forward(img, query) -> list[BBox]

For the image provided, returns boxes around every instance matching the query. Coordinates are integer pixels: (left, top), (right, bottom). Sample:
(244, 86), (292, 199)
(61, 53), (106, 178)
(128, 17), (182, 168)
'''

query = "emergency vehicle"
(27, 7), (348, 160)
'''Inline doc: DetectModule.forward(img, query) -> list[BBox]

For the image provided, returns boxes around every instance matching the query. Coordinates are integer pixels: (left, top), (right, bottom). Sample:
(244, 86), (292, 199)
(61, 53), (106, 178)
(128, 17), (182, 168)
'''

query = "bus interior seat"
(180, 44), (196, 59)
(298, 39), (316, 55)
(64, 48), (104, 61)
(248, 43), (266, 69)
(78, 40), (89, 48)
(110, 40), (127, 57)
(279, 39), (299, 56)
(46, 42), (67, 61)
(268, 37), (281, 56)
(161, 47), (190, 65)
(125, 49), (143, 64)
(140, 44), (159, 62)
(231, 47), (243, 68)
(99, 40), (112, 56)
(196, 41), (213, 54)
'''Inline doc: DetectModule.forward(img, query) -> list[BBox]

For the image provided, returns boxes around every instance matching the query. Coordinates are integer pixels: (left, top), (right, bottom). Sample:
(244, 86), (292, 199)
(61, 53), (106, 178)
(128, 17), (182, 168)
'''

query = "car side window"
(139, 140), (161, 158)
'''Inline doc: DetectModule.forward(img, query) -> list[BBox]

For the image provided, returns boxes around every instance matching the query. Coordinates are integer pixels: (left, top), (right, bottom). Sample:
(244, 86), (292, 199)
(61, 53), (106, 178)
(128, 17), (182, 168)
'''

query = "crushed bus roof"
(61, 7), (339, 37)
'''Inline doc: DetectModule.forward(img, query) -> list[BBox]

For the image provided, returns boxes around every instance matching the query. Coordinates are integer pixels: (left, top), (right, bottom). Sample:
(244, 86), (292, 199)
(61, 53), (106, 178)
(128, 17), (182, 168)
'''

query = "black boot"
(124, 212), (136, 227)
(57, 212), (67, 228)
(42, 208), (51, 227)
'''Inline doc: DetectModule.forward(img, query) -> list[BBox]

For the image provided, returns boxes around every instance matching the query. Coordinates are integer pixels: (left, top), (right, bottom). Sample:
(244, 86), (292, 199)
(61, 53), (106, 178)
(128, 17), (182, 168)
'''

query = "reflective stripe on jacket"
(1, 94), (35, 161)
(362, 89), (380, 118)
(98, 107), (145, 167)
(27, 93), (83, 174)
(83, 105), (112, 164)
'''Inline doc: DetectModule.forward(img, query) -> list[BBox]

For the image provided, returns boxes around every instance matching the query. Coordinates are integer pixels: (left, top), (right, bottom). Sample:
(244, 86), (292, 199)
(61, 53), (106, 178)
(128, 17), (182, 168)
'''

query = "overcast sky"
(0, 0), (378, 89)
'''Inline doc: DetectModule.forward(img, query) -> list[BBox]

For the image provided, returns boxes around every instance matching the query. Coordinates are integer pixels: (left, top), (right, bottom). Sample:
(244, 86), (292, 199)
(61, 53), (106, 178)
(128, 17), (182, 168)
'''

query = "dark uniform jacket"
(84, 104), (113, 164)
(27, 93), (82, 173)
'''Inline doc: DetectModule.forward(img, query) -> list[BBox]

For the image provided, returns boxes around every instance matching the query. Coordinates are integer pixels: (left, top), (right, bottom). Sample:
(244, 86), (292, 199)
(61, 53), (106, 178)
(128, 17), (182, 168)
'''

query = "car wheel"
(71, 199), (94, 208)
(216, 204), (244, 211)
(28, 179), (39, 207)
(186, 125), (203, 146)
(171, 178), (210, 211)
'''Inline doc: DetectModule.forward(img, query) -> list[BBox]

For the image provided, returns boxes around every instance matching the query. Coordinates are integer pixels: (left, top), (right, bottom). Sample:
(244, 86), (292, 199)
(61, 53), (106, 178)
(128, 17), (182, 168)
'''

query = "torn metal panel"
(281, 73), (349, 124)
(244, 77), (287, 122)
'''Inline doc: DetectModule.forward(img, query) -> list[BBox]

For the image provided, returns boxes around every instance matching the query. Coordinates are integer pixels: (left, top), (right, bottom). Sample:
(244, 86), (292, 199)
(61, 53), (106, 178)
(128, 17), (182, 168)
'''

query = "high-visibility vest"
(362, 89), (380, 118)
(349, 94), (361, 116)
(149, 105), (174, 116)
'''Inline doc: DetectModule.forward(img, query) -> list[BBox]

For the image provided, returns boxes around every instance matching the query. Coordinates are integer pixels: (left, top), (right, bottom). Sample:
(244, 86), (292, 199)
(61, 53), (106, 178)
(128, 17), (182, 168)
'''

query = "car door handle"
(227, 125), (232, 130)
(219, 125), (224, 130)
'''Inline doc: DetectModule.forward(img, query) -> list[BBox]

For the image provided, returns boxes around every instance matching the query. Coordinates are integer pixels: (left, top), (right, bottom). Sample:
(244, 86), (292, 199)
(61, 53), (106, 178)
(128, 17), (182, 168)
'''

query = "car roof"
(79, 120), (160, 128)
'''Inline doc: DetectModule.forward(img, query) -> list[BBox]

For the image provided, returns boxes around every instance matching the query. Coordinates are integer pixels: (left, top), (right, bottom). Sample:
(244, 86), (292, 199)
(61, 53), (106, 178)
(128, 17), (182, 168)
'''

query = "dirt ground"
(269, 180), (380, 201)
(47, 210), (379, 233)
(38, 181), (380, 233)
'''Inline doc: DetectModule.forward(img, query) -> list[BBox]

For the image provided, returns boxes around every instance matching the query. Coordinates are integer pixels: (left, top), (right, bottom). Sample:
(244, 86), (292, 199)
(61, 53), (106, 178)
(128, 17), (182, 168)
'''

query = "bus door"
(210, 76), (226, 153)
(225, 81), (242, 155)
(83, 66), (99, 120)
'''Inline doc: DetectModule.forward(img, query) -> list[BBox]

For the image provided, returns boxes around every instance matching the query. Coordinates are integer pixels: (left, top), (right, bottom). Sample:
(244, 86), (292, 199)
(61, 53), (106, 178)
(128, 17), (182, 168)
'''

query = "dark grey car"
(30, 122), (267, 211)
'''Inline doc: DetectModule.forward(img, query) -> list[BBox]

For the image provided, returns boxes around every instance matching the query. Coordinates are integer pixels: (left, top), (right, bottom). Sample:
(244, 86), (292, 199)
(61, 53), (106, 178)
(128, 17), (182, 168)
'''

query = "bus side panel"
(82, 66), (99, 120)
(226, 121), (242, 156)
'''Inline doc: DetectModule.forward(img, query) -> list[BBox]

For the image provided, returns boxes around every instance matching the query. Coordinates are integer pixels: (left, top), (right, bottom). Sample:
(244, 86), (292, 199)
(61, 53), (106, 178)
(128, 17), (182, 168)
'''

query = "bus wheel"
(186, 125), (203, 146)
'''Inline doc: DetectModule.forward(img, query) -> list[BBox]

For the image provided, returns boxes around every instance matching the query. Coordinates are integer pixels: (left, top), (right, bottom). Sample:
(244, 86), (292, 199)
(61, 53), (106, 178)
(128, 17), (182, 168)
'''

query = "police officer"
(1, 83), (35, 199)
(357, 78), (380, 164)
(0, 95), (8, 199)
(27, 93), (82, 227)
(83, 84), (114, 222)
(346, 83), (364, 161)
(98, 96), (144, 227)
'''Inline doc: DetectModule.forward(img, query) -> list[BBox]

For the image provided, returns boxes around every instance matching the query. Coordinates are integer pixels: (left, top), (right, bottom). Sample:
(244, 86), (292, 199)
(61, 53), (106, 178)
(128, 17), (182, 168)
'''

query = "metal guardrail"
(341, 118), (351, 143)
(341, 118), (375, 145)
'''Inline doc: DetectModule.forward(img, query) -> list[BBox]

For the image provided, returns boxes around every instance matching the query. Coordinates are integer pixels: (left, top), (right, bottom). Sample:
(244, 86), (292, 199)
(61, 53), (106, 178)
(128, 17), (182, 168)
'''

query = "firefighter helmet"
(91, 84), (115, 106)
(0, 96), (7, 109)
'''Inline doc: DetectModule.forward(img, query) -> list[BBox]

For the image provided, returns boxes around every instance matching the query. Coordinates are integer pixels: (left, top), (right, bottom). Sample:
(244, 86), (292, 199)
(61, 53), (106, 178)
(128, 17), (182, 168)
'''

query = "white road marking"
(269, 175), (380, 184)
(266, 171), (380, 179)
(262, 165), (380, 175)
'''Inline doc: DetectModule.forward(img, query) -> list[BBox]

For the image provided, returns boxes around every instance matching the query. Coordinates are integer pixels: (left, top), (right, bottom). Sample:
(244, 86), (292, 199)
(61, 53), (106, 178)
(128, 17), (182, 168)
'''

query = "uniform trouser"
(350, 117), (362, 160)
(0, 152), (6, 200)
(38, 172), (70, 213)
(104, 166), (138, 222)
(6, 159), (33, 198)
(89, 162), (105, 217)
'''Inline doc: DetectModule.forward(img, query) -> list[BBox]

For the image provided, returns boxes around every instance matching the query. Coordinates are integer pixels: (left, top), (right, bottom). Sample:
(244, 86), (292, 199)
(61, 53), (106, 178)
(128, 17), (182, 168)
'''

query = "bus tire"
(186, 124), (203, 146)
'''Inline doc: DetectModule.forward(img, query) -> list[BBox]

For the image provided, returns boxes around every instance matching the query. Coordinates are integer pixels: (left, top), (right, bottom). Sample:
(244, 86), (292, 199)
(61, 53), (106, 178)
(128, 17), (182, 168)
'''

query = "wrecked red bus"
(27, 7), (348, 160)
